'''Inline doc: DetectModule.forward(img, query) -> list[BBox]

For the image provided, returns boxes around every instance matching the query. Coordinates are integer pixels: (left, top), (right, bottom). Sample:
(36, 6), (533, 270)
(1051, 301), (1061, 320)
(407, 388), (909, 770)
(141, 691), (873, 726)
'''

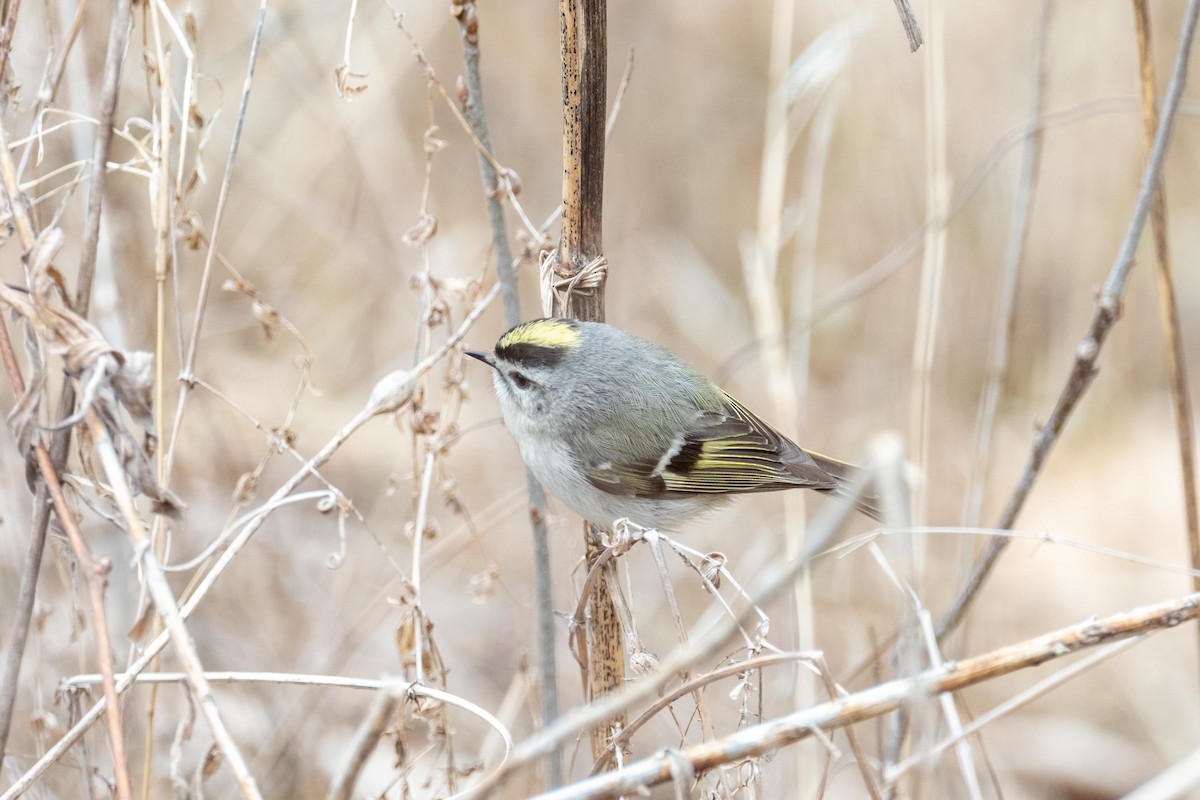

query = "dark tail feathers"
(806, 451), (884, 523)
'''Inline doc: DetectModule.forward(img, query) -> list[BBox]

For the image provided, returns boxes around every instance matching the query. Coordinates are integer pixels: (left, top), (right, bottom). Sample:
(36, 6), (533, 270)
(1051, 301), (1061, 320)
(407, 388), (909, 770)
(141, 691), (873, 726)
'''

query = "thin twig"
(75, 0), (130, 316)
(526, 592), (1200, 800)
(716, 95), (1171, 386)
(884, 637), (1139, 785)
(1, 284), (497, 799)
(30, 444), (134, 800)
(161, 0), (268, 488)
(1131, 0), (1200, 660)
(962, 0), (1053, 529)
(83, 408), (263, 800)
(937, 0), (1200, 639)
(463, 453), (870, 798)
(0, 117), (134, 799)
(597, 651), (819, 773)
(452, 1), (561, 786)
(739, 5), (816, 791)
(0, 0), (21, 96)
(326, 684), (403, 800)
(908, 0), (947, 529)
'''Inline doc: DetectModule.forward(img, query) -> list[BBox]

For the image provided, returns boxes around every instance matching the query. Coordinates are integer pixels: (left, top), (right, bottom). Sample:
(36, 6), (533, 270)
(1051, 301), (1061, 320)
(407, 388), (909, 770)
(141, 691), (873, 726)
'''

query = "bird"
(467, 318), (881, 530)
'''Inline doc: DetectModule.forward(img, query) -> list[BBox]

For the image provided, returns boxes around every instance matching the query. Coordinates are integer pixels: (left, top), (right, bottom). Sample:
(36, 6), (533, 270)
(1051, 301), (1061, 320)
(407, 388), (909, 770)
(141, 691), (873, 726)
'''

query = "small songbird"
(468, 318), (880, 529)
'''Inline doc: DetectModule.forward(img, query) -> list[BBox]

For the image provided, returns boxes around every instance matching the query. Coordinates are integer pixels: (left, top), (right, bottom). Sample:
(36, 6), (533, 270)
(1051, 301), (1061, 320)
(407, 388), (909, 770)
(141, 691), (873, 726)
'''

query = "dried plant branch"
(162, 0), (268, 486)
(0, 110), (135, 795)
(884, 637), (1140, 786)
(528, 591), (1200, 800)
(555, 0), (608, 310)
(452, 3), (561, 786)
(142, 2), (181, 789)
(463, 449), (873, 798)
(554, 0), (615, 766)
(2, 286), (496, 799)
(738, 17), (852, 794)
(718, 95), (1179, 385)
(0, 0), (21, 95)
(962, 0), (1053, 529)
(29, 443), (134, 800)
(79, 406), (260, 799)
(908, 2), (948, 529)
(76, 0), (131, 315)
(595, 651), (830, 776)
(1132, 0), (1200, 656)
(937, 0), (1200, 639)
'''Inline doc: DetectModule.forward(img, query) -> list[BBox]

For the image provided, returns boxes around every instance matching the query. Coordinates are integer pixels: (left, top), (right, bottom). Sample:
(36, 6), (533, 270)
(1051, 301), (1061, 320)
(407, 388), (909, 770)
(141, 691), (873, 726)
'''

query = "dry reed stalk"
(938, 0), (1200, 639)
(740, 8), (812, 792)
(1131, 0), (1200, 669)
(553, 0), (619, 767)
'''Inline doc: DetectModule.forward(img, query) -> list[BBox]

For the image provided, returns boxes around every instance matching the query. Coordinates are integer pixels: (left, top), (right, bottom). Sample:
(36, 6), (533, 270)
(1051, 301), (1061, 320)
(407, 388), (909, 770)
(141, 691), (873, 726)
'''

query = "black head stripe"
(495, 342), (568, 369)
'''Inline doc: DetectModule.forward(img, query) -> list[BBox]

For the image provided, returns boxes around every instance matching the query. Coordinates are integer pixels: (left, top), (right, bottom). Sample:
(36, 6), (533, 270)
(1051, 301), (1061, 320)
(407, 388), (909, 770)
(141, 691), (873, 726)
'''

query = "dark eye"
(510, 371), (531, 389)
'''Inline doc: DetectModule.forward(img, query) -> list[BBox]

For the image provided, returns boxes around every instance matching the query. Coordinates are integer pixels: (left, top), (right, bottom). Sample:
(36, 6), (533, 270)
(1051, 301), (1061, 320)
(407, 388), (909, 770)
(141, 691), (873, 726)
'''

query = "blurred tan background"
(3, 0), (1200, 797)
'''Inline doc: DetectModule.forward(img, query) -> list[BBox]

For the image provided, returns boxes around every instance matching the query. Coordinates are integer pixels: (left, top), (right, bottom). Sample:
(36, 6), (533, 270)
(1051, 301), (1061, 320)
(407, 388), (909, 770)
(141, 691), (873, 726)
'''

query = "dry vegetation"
(2, 1), (1200, 798)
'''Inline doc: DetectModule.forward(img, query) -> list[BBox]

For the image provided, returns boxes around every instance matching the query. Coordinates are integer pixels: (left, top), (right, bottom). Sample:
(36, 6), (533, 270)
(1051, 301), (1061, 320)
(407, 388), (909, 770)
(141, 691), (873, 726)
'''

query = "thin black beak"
(466, 350), (495, 368)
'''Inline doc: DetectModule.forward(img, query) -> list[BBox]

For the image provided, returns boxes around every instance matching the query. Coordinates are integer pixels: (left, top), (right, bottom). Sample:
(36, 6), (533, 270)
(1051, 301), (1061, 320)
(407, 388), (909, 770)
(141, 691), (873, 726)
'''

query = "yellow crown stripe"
(499, 319), (581, 350)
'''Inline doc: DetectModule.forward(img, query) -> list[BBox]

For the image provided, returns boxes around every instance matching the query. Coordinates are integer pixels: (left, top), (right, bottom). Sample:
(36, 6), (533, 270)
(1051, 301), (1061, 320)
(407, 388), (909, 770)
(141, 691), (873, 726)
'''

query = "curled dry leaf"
(424, 295), (449, 329)
(0, 229), (113, 376)
(493, 166), (521, 197)
(701, 551), (727, 590)
(423, 124), (447, 153)
(467, 563), (500, 604)
(629, 649), (660, 676)
(394, 610), (439, 677)
(232, 470), (258, 505)
(401, 211), (438, 247)
(176, 211), (206, 250)
(335, 63), (369, 98)
(250, 300), (281, 340)
(0, 228), (183, 517)
(126, 598), (156, 642)
(200, 743), (222, 780)
(111, 350), (155, 432)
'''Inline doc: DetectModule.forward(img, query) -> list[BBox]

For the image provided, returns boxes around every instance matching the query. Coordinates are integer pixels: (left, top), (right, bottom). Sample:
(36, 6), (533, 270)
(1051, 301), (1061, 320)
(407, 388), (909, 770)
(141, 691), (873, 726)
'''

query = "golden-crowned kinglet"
(468, 318), (881, 529)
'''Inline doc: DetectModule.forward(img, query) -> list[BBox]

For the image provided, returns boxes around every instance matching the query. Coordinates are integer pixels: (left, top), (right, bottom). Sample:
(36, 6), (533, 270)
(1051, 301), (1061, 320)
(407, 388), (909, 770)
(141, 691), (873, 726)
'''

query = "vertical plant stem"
(962, 0), (1053, 530)
(161, 0), (268, 487)
(0, 0), (131, 764)
(1131, 0), (1200, 658)
(938, 0), (1200, 639)
(84, 409), (263, 800)
(142, 3), (175, 791)
(31, 445), (134, 800)
(555, 0), (615, 765)
(453, 2), (561, 786)
(740, 0), (817, 789)
(909, 0), (947, 528)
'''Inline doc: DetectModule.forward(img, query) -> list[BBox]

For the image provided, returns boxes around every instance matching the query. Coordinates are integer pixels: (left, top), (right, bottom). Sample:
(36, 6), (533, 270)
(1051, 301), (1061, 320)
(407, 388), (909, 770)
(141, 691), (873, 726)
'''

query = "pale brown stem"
(1131, 0), (1200, 664)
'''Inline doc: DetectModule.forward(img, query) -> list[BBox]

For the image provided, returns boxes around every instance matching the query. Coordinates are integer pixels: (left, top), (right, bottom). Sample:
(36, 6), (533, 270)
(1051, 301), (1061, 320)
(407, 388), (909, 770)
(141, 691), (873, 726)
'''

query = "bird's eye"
(510, 371), (532, 389)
